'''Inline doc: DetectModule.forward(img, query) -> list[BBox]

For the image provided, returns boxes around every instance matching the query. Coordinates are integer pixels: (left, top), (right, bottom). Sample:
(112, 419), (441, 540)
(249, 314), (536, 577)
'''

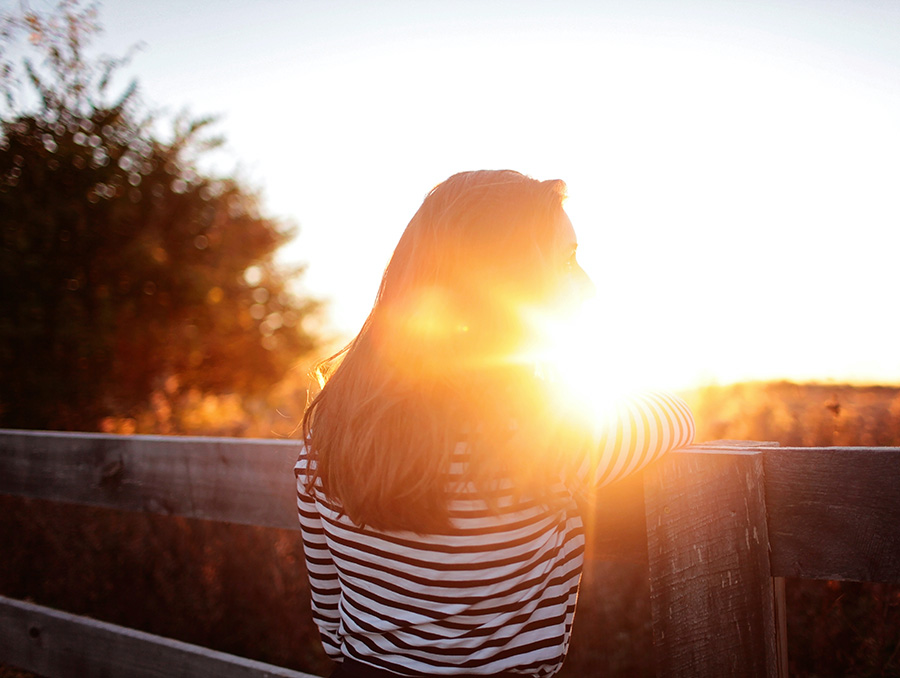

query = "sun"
(523, 297), (644, 420)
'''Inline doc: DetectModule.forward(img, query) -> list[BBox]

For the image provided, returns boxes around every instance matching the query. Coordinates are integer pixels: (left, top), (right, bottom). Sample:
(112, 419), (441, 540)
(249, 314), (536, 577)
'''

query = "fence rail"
(0, 594), (316, 678)
(1, 429), (899, 678)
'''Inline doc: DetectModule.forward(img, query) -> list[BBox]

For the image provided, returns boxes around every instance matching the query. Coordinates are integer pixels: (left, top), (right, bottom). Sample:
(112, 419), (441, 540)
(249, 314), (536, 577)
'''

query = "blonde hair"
(302, 170), (572, 532)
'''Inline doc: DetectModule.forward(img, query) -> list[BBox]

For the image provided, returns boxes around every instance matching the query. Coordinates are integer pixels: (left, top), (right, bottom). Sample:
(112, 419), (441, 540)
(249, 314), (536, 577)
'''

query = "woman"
(296, 170), (694, 678)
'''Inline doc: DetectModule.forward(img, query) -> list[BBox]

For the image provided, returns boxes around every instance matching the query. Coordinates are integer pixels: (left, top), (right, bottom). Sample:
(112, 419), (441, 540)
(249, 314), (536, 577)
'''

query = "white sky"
(30, 0), (900, 388)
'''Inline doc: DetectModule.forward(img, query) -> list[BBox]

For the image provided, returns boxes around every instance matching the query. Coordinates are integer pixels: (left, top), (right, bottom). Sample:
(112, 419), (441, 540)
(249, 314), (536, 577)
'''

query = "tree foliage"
(0, 1), (319, 431)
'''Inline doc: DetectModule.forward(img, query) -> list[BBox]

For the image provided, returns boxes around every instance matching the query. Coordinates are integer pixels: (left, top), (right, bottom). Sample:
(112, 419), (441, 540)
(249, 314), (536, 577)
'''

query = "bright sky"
(44, 0), (900, 388)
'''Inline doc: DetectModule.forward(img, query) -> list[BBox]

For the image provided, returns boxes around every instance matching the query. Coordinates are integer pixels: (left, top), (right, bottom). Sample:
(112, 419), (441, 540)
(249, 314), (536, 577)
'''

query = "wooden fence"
(0, 429), (898, 677)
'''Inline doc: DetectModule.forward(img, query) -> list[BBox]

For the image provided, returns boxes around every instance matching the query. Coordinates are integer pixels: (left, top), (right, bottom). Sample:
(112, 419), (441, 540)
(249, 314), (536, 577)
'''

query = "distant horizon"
(684, 377), (900, 390)
(313, 324), (900, 392)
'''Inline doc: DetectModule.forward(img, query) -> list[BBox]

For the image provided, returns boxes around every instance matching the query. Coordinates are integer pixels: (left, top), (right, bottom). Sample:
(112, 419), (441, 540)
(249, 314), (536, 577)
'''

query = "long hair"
(302, 170), (574, 532)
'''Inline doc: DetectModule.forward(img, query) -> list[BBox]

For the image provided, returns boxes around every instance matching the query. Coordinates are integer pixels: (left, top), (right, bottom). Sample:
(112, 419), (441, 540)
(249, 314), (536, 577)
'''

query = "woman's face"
(550, 210), (595, 310)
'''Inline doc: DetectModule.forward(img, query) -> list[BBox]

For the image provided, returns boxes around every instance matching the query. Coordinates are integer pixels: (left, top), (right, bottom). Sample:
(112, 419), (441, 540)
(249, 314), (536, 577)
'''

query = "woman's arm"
(568, 391), (694, 489)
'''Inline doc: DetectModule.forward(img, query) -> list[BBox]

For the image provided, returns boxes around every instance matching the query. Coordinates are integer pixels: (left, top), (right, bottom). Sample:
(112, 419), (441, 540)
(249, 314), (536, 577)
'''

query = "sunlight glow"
(524, 298), (646, 420)
(94, 1), (900, 388)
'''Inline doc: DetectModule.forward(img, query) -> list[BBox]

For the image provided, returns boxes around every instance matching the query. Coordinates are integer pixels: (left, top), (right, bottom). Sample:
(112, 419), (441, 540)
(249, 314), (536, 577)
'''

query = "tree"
(0, 1), (320, 431)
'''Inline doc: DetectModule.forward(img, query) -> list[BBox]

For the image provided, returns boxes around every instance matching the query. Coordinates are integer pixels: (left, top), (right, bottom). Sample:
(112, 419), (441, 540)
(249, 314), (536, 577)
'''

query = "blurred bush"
(0, 0), (322, 432)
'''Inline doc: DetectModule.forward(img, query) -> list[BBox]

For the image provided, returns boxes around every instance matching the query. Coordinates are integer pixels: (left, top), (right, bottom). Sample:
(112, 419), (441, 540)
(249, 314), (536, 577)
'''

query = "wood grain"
(764, 447), (900, 583)
(644, 448), (780, 678)
(0, 429), (301, 530)
(0, 429), (652, 562)
(0, 594), (318, 678)
(5, 431), (897, 578)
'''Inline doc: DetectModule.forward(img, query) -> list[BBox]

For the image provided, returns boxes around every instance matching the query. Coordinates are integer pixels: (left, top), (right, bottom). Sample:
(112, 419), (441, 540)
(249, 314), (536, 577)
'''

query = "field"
(2, 381), (899, 677)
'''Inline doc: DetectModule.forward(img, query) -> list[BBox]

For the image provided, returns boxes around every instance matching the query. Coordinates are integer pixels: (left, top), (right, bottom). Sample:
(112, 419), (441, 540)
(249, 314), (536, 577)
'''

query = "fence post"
(643, 447), (781, 678)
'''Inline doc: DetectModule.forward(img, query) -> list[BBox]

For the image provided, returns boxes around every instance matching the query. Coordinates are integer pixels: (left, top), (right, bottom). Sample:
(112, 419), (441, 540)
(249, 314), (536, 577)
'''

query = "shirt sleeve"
(567, 391), (695, 490)
(295, 458), (343, 661)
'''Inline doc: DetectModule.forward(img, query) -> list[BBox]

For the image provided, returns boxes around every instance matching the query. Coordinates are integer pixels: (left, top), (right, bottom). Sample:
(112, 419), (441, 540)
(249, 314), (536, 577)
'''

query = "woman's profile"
(295, 170), (694, 677)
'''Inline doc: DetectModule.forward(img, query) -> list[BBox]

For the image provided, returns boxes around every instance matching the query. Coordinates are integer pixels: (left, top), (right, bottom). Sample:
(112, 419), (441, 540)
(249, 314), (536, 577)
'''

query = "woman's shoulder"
(294, 443), (316, 478)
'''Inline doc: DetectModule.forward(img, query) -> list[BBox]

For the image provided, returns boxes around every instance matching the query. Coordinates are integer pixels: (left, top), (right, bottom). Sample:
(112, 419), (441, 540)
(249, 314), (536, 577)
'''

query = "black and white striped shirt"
(295, 392), (694, 677)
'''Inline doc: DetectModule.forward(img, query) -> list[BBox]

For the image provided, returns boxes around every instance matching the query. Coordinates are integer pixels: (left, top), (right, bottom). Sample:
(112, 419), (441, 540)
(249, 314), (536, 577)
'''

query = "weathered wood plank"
(0, 429), (652, 562)
(773, 577), (789, 678)
(0, 429), (301, 530)
(4, 430), (899, 582)
(644, 448), (779, 678)
(0, 594), (319, 678)
(764, 447), (900, 583)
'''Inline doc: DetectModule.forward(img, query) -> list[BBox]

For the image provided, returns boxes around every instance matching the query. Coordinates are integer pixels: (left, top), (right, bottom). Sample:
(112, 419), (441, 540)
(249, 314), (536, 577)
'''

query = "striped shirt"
(295, 392), (694, 677)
